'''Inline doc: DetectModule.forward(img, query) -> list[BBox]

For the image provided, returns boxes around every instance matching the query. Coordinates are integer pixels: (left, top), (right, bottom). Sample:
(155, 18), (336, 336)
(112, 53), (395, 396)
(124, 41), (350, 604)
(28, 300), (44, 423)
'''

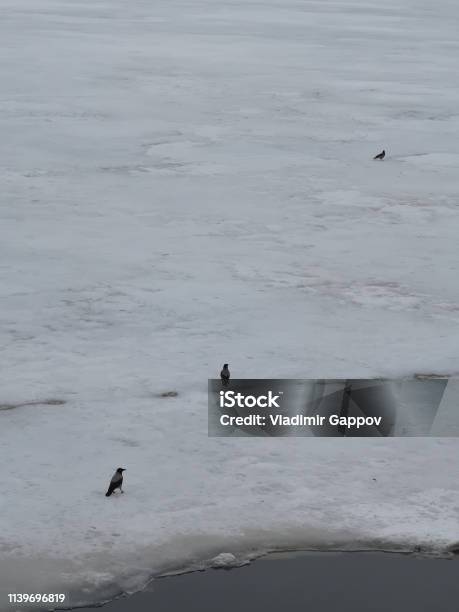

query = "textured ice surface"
(1, 0), (459, 608)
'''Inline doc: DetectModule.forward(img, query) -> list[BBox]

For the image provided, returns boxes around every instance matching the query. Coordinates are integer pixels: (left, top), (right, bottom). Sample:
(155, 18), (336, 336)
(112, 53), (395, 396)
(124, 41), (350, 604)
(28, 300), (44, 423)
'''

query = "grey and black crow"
(220, 364), (230, 386)
(105, 468), (126, 497)
(373, 149), (385, 160)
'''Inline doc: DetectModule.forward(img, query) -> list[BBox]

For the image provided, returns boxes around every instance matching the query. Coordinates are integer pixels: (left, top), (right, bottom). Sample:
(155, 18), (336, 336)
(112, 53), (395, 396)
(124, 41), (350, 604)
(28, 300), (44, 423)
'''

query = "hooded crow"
(105, 468), (126, 497)
(373, 149), (385, 160)
(220, 364), (230, 386)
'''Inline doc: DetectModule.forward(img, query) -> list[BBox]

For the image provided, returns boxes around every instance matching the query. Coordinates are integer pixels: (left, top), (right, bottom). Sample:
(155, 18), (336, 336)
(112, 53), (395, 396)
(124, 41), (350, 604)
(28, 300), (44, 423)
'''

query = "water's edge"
(63, 540), (459, 611)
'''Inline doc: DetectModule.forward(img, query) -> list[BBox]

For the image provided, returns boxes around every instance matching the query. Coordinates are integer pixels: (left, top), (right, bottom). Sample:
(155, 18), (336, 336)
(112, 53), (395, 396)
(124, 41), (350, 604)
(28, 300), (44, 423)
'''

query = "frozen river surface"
(1, 0), (459, 608)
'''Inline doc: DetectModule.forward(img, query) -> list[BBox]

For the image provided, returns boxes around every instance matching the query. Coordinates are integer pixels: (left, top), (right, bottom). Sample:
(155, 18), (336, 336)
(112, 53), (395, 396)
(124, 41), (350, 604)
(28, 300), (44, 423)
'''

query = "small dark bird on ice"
(373, 149), (385, 160)
(105, 468), (126, 497)
(220, 364), (230, 386)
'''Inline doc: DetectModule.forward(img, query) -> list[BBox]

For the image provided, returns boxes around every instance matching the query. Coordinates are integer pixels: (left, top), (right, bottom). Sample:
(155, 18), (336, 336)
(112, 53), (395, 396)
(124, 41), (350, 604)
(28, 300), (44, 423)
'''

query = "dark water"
(74, 551), (459, 612)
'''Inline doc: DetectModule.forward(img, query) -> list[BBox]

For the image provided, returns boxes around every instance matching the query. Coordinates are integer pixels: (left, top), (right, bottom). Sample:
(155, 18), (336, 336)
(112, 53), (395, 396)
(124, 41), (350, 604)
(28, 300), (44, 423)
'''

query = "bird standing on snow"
(105, 468), (126, 497)
(220, 364), (230, 386)
(373, 149), (385, 160)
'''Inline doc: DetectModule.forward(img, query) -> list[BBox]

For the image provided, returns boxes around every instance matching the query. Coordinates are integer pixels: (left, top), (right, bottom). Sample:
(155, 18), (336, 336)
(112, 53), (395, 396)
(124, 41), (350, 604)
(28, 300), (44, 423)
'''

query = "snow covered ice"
(1, 0), (459, 607)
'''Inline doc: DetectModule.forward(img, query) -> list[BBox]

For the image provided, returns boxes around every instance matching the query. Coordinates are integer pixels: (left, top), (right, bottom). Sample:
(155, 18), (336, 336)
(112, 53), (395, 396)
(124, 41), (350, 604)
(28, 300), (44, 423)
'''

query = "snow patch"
(210, 553), (240, 568)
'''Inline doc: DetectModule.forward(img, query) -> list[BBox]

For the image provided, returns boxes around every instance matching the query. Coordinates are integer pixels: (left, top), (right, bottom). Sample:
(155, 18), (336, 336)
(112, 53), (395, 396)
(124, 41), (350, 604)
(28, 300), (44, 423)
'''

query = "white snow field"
(1, 0), (459, 607)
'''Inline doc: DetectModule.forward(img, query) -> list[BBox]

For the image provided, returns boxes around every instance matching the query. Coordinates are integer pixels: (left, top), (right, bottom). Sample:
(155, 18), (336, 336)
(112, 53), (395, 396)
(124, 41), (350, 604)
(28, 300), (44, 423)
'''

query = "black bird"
(105, 468), (126, 497)
(373, 149), (385, 160)
(220, 364), (230, 386)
